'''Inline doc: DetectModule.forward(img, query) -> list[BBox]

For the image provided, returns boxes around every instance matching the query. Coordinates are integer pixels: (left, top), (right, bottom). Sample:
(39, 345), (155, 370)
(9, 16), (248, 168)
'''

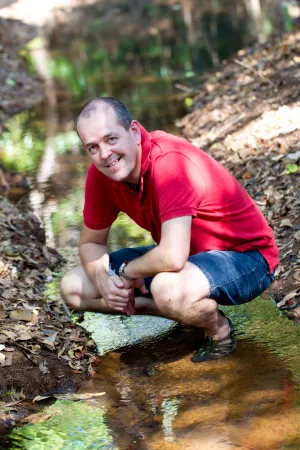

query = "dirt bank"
(0, 196), (99, 433)
(177, 31), (300, 317)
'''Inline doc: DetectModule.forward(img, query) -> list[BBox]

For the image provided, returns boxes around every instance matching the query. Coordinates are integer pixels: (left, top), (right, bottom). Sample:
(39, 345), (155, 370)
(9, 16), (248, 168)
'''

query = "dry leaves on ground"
(177, 31), (300, 318)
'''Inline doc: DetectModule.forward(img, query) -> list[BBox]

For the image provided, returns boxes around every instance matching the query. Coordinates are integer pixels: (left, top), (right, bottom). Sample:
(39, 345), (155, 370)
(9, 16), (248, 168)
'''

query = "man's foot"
(191, 314), (236, 363)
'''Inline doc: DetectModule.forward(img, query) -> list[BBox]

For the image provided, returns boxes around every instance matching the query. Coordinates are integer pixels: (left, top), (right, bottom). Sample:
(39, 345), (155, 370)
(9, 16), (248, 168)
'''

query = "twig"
(234, 59), (277, 89)
(174, 83), (195, 94)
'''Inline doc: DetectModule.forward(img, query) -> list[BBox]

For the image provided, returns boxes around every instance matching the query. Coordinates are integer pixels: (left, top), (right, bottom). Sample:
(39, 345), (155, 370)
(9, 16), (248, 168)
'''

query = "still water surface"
(6, 299), (300, 449)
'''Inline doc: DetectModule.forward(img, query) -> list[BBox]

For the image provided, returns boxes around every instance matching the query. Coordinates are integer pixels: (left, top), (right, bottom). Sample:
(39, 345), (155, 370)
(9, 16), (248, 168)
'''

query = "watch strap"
(119, 261), (137, 281)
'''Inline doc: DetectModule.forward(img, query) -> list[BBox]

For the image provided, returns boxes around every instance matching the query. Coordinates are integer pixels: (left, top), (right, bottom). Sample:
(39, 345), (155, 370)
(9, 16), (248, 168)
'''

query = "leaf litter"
(177, 31), (300, 319)
(0, 196), (99, 424)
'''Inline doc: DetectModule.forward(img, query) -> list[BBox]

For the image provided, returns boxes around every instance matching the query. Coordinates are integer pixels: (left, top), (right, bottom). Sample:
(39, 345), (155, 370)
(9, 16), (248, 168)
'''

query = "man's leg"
(60, 261), (229, 338)
(60, 265), (163, 316)
(150, 261), (230, 339)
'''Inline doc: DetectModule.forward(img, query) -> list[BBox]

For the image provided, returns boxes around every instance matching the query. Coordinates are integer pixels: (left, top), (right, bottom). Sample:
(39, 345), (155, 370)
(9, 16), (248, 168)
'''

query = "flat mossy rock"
(81, 313), (177, 354)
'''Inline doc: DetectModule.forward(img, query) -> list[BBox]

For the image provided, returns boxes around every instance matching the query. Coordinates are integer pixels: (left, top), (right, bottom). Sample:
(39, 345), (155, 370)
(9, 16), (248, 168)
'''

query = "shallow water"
(5, 298), (300, 450)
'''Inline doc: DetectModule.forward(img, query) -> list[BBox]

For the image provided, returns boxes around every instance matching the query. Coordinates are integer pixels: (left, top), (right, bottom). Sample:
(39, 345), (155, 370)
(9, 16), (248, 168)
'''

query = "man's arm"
(79, 225), (133, 311)
(79, 224), (111, 281)
(122, 216), (192, 279)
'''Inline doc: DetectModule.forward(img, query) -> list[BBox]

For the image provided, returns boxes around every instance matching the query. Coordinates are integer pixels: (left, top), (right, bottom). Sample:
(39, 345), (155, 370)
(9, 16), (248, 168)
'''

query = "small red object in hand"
(123, 293), (135, 316)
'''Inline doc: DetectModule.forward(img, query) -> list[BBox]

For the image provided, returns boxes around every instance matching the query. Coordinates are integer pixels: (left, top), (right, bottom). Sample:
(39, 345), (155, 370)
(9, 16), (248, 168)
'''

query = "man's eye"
(108, 137), (117, 144)
(88, 145), (97, 153)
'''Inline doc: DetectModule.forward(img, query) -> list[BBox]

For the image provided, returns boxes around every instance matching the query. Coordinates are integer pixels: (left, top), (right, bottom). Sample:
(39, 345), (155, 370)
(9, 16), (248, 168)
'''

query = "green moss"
(222, 298), (300, 385)
(9, 400), (116, 449)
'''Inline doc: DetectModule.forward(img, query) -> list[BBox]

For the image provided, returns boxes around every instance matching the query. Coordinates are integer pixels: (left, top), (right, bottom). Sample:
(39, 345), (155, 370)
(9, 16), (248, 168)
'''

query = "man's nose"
(99, 145), (112, 160)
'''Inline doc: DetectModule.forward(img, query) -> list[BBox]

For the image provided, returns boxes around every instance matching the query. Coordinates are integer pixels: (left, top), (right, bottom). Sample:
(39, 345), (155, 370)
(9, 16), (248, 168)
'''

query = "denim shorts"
(109, 246), (275, 306)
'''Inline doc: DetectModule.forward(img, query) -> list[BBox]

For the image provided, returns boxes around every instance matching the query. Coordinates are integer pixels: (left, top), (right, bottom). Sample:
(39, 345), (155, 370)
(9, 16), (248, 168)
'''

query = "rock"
(81, 313), (177, 355)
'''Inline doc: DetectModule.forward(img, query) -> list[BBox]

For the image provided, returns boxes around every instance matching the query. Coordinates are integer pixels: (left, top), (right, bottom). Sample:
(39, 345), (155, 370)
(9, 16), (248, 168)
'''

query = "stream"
(1, 1), (300, 449)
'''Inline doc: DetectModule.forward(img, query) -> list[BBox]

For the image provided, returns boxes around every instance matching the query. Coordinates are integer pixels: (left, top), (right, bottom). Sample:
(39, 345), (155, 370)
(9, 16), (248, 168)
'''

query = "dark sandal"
(191, 313), (236, 363)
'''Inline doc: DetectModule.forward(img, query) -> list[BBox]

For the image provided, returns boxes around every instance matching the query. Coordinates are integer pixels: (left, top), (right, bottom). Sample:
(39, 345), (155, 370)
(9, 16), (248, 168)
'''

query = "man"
(60, 97), (279, 362)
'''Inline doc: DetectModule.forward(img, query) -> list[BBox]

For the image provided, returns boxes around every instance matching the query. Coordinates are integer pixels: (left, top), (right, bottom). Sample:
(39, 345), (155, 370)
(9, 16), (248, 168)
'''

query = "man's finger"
(139, 283), (149, 295)
(110, 274), (125, 288)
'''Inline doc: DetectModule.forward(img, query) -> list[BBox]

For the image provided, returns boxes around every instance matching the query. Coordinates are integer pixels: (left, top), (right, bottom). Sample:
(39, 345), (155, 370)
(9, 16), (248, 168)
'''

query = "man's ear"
(130, 120), (141, 145)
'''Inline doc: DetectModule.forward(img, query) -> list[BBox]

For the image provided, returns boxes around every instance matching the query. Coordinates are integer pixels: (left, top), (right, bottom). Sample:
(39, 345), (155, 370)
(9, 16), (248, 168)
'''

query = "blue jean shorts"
(109, 246), (275, 306)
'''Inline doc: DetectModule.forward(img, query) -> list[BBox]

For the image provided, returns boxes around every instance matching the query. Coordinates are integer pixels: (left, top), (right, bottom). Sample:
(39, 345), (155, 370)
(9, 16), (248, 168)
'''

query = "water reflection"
(5, 298), (300, 449)
(88, 327), (299, 450)
(8, 400), (117, 450)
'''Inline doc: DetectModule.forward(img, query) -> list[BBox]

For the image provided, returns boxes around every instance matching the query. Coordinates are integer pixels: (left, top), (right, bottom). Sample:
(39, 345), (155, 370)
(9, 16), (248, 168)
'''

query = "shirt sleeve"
(83, 164), (119, 229)
(152, 152), (205, 223)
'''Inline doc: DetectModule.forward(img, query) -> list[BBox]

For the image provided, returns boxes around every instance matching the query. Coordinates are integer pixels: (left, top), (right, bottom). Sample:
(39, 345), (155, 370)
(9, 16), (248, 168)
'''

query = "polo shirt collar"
(139, 123), (151, 176)
(112, 123), (151, 191)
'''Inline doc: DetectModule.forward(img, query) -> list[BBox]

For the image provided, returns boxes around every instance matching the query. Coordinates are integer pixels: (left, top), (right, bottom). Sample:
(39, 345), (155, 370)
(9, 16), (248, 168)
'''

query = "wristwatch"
(119, 261), (137, 281)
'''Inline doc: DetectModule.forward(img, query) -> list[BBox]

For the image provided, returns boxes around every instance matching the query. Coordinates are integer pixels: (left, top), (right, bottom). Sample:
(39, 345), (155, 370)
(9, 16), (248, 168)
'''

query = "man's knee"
(60, 269), (82, 307)
(150, 272), (183, 315)
(150, 269), (216, 319)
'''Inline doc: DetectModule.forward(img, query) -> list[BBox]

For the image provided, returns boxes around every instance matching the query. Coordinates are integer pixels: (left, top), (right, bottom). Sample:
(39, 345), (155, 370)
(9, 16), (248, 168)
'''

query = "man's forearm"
(124, 245), (185, 279)
(79, 243), (110, 284)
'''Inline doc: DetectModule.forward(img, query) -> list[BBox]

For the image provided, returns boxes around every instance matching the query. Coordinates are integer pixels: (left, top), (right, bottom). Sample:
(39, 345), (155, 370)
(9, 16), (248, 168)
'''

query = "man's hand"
(121, 277), (149, 295)
(95, 269), (133, 312)
(120, 277), (149, 315)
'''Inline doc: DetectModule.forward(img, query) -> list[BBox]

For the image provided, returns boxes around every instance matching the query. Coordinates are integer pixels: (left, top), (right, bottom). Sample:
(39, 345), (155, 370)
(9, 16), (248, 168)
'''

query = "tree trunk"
(243, 0), (266, 43)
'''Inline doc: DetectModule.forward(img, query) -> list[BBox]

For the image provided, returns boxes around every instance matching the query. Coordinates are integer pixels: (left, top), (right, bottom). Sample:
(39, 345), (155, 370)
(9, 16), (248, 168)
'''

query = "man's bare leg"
(150, 262), (230, 340)
(60, 265), (164, 316)
(60, 263), (230, 339)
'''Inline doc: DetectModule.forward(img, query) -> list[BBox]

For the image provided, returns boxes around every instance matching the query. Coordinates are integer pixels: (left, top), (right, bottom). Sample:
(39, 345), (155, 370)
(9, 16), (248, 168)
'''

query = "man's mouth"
(106, 157), (121, 168)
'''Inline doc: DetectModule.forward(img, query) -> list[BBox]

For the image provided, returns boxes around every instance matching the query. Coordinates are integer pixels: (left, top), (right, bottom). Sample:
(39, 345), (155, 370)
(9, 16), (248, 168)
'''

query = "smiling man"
(60, 97), (279, 362)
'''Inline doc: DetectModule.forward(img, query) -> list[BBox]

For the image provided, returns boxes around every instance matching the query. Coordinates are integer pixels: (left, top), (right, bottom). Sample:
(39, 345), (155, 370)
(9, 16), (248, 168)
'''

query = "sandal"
(191, 313), (237, 363)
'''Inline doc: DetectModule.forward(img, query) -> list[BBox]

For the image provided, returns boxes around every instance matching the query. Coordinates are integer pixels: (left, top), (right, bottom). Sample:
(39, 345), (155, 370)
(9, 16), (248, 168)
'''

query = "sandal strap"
(191, 312), (237, 363)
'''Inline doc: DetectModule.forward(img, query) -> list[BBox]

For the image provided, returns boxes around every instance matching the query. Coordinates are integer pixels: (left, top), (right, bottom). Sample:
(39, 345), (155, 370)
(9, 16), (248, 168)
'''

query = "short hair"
(76, 97), (133, 130)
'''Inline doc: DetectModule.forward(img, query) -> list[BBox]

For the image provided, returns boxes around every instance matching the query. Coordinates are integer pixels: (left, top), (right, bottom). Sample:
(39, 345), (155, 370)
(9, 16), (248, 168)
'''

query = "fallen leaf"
(17, 332), (32, 341)
(277, 291), (299, 308)
(287, 307), (300, 320)
(294, 271), (300, 283)
(57, 346), (66, 358)
(0, 302), (6, 319)
(287, 150), (300, 161)
(242, 170), (252, 180)
(0, 335), (8, 343)
(68, 360), (82, 370)
(286, 163), (298, 174)
(39, 330), (58, 348)
(280, 218), (293, 228)
(294, 231), (300, 241)
(9, 308), (33, 322)
(54, 392), (105, 401)
(2, 353), (13, 366)
(1, 330), (17, 339)
(21, 413), (52, 424)
(33, 395), (51, 402)
(0, 352), (5, 364)
(39, 361), (50, 374)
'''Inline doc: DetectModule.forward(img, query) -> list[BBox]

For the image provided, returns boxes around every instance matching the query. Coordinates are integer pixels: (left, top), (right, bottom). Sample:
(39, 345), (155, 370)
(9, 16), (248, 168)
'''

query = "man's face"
(77, 107), (141, 183)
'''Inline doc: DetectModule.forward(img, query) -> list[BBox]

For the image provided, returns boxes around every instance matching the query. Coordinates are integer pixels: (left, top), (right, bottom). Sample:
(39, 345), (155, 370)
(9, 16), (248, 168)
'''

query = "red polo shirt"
(83, 125), (279, 273)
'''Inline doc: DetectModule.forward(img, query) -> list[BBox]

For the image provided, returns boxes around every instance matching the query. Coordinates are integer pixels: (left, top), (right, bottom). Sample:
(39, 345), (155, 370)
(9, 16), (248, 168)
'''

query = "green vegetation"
(223, 298), (300, 386)
(0, 112), (45, 172)
(51, 188), (83, 235)
(109, 212), (154, 251)
(9, 400), (116, 449)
